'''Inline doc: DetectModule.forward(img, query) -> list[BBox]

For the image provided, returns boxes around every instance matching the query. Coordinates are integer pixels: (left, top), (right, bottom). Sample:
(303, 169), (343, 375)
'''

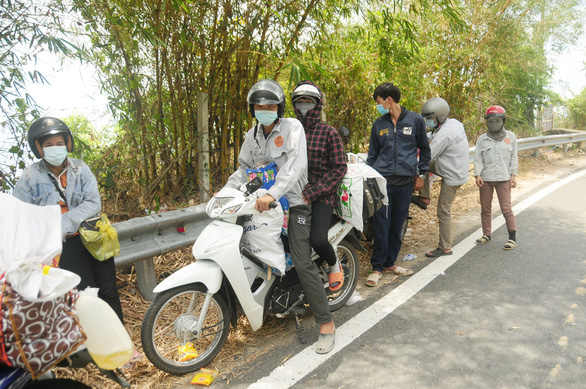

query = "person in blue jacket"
(365, 83), (431, 287)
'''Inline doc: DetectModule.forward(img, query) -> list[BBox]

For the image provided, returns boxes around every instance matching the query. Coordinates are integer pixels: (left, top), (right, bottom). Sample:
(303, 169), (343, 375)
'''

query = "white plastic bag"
(0, 194), (80, 301)
(337, 163), (388, 231)
(240, 192), (286, 274)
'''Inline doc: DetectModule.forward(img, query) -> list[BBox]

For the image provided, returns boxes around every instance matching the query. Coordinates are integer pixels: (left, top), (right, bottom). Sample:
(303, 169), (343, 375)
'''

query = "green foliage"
(0, 0), (81, 191)
(567, 88), (586, 130)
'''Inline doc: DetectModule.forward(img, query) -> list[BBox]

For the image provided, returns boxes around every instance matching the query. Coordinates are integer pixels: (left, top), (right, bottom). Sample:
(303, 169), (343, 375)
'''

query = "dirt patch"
(56, 149), (586, 388)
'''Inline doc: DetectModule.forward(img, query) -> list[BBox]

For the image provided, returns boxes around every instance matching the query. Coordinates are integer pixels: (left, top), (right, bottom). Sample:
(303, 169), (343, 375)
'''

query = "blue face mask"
(377, 104), (389, 116)
(43, 145), (68, 166)
(426, 119), (437, 128)
(255, 110), (278, 126)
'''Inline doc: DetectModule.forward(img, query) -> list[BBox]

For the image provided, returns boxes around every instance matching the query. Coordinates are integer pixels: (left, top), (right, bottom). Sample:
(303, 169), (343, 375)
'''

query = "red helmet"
(485, 105), (506, 119)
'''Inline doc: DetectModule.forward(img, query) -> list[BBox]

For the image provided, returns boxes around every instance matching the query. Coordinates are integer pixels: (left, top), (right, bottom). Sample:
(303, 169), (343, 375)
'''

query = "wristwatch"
(418, 173), (426, 180)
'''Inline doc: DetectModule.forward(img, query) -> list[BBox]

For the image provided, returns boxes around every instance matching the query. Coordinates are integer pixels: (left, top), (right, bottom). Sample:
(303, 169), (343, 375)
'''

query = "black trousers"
(310, 202), (337, 266)
(60, 234), (124, 323)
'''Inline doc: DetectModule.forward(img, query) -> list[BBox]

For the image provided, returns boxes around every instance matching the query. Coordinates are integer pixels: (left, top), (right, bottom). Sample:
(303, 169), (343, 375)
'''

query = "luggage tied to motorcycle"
(0, 194), (86, 379)
(336, 163), (388, 231)
(243, 163), (288, 274)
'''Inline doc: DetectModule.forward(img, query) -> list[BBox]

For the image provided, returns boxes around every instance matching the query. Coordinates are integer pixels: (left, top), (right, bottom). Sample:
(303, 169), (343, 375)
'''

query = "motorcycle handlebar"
(269, 201), (278, 209)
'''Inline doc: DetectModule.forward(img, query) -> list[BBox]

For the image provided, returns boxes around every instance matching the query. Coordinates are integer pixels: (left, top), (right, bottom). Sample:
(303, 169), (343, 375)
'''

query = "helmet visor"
(247, 80), (285, 105)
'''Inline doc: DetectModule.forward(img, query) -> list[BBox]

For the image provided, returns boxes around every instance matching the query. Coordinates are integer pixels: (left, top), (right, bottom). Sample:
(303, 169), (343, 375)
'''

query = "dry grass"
(54, 149), (586, 388)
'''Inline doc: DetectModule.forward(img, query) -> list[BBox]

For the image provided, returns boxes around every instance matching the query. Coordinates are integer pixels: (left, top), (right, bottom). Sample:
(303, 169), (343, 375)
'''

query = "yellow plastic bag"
(79, 214), (120, 261)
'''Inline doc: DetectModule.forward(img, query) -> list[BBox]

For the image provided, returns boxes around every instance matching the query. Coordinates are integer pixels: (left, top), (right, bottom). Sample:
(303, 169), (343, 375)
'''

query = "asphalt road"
(201, 167), (586, 389)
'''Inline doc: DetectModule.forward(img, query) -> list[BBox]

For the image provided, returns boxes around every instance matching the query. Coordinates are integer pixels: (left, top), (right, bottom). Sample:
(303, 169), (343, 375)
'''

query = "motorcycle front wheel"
(141, 283), (230, 375)
(327, 239), (359, 311)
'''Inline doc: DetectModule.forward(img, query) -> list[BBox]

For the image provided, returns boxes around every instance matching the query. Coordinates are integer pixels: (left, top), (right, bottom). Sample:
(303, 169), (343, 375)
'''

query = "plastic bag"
(79, 214), (120, 261)
(240, 191), (286, 273)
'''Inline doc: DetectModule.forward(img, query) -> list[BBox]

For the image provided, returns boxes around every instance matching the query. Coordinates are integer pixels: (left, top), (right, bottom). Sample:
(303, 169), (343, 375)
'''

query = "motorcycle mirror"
(245, 177), (264, 195)
(338, 126), (350, 142)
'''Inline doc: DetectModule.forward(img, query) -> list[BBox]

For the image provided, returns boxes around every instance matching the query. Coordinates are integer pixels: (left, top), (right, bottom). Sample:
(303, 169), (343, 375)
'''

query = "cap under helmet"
(292, 84), (321, 105)
(27, 117), (74, 158)
(247, 79), (286, 118)
(485, 105), (506, 119)
(421, 97), (450, 124)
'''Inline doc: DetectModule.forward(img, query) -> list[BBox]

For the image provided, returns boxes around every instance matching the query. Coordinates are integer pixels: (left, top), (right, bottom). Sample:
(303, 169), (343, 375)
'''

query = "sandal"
(503, 239), (517, 250)
(316, 331), (335, 354)
(425, 248), (453, 257)
(328, 262), (344, 292)
(384, 266), (413, 276)
(475, 235), (491, 245)
(365, 271), (382, 287)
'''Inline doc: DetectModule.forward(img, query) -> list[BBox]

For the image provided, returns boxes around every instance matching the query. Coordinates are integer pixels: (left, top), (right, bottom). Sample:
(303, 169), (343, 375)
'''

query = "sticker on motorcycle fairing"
(403, 127), (413, 135)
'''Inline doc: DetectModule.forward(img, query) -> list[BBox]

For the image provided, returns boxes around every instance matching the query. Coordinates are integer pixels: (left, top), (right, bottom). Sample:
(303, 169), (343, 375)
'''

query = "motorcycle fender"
(152, 259), (222, 294)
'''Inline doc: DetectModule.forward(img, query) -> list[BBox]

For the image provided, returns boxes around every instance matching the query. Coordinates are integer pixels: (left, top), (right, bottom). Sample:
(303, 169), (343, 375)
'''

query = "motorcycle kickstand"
(293, 312), (305, 344)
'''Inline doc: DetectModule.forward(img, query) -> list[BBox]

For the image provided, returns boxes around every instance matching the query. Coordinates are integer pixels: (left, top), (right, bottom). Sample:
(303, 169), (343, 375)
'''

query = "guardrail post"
(135, 258), (158, 301)
(533, 147), (541, 158)
(580, 141), (586, 151)
(198, 92), (210, 203)
(563, 144), (568, 155)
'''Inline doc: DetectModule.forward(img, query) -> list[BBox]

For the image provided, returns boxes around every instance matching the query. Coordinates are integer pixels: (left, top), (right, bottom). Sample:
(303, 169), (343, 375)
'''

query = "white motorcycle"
(140, 178), (363, 375)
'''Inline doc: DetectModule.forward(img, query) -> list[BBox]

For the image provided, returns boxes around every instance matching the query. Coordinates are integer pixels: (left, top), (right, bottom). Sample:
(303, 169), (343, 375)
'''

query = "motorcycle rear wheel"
(141, 283), (230, 375)
(327, 239), (359, 311)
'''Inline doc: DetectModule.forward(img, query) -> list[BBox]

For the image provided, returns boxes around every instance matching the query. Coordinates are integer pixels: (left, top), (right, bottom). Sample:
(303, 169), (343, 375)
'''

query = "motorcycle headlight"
(221, 203), (242, 215)
(207, 196), (236, 218)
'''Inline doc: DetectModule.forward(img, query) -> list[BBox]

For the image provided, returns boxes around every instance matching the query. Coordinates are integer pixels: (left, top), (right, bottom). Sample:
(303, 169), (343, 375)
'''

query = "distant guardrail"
(116, 131), (586, 300)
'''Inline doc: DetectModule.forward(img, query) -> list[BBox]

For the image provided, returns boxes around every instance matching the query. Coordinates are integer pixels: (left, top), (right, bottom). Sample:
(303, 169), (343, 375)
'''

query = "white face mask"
(255, 110), (278, 126)
(295, 102), (316, 117)
(43, 145), (68, 166)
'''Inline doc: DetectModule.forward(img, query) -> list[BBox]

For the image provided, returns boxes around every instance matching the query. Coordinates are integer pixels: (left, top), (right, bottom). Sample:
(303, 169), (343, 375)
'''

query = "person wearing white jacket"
(473, 105), (518, 250)
(416, 97), (470, 257)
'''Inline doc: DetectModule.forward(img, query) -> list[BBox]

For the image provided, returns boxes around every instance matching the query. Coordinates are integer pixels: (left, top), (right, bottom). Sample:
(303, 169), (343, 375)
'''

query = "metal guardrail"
(115, 131), (586, 300)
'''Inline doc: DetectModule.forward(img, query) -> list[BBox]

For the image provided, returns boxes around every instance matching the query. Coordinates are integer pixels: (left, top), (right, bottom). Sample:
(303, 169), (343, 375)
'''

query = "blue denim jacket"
(13, 158), (101, 240)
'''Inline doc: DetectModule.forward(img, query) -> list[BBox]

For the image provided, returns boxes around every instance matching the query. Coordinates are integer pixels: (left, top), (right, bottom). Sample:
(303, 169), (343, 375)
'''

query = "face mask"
(487, 120), (504, 132)
(295, 102), (316, 117)
(377, 104), (389, 115)
(426, 119), (437, 128)
(255, 110), (278, 126)
(43, 145), (68, 166)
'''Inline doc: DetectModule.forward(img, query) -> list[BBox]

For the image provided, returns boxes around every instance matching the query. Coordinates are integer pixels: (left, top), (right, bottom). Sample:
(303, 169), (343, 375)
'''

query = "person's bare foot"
(320, 320), (335, 334)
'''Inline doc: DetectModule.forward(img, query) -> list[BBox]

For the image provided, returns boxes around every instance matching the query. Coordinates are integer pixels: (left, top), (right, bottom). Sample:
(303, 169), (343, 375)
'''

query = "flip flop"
(365, 271), (382, 287)
(384, 266), (413, 276)
(425, 248), (453, 257)
(328, 262), (344, 292)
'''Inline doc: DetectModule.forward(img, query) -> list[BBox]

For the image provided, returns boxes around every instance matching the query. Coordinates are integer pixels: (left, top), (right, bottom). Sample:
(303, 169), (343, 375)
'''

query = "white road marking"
(250, 168), (586, 389)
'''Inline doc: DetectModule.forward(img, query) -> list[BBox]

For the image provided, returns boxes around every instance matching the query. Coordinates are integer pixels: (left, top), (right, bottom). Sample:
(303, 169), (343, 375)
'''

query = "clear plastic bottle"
(75, 294), (133, 370)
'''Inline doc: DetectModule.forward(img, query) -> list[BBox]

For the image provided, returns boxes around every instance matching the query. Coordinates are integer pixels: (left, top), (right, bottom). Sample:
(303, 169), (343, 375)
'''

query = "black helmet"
(247, 79), (286, 118)
(421, 97), (450, 124)
(27, 117), (74, 158)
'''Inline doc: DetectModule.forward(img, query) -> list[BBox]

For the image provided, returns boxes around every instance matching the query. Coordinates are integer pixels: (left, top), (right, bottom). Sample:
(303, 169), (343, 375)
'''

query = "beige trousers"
(420, 161), (462, 251)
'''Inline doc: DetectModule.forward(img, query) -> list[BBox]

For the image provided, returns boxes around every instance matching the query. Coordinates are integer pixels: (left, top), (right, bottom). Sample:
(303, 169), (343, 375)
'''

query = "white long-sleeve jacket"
(226, 118), (308, 207)
(428, 118), (470, 186)
(474, 130), (518, 181)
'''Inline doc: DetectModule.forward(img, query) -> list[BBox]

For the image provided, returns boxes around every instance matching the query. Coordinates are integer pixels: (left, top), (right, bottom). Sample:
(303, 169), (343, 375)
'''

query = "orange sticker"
(504, 138), (511, 144)
(274, 135), (284, 147)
